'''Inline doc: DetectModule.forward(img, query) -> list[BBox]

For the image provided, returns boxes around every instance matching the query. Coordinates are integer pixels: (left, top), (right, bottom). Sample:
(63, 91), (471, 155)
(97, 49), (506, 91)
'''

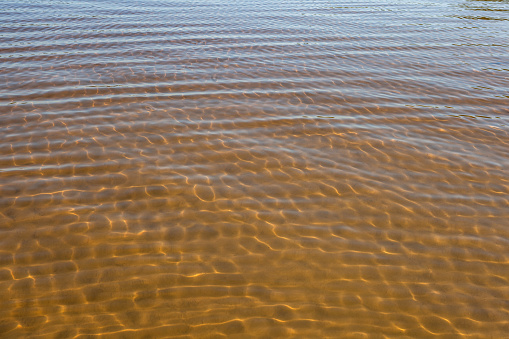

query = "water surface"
(1, 0), (509, 337)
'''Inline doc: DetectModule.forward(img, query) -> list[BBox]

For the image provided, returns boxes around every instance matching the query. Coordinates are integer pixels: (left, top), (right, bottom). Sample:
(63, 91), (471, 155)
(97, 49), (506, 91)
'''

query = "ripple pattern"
(1, 0), (509, 337)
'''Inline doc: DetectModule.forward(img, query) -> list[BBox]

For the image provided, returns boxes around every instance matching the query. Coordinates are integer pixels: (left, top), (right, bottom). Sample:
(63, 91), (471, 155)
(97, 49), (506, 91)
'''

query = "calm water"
(1, 0), (509, 337)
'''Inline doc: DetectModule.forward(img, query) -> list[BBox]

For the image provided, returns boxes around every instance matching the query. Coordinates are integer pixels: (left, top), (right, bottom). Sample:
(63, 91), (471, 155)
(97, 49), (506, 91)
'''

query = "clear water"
(1, 0), (509, 337)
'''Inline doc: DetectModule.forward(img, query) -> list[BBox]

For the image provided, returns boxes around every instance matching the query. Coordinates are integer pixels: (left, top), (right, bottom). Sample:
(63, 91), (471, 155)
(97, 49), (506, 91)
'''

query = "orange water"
(1, 0), (509, 337)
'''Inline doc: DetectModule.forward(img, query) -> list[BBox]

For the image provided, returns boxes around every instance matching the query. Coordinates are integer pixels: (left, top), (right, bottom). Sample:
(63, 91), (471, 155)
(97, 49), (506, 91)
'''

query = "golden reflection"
(1, 0), (509, 337)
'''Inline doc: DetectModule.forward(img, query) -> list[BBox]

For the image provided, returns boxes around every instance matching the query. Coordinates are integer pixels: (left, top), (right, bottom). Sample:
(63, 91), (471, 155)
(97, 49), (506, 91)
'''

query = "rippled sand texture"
(1, 0), (509, 337)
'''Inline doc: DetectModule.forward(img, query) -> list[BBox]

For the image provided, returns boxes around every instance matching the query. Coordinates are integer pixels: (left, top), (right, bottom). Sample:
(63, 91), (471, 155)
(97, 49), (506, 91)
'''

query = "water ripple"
(1, 0), (509, 337)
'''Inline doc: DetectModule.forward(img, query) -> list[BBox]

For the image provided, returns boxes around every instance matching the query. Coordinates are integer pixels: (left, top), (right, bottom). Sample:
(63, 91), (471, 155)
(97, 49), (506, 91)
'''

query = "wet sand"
(1, 0), (509, 337)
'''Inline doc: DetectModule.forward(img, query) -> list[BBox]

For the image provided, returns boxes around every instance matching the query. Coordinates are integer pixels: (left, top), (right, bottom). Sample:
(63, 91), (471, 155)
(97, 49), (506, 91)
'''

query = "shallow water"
(1, 0), (509, 337)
